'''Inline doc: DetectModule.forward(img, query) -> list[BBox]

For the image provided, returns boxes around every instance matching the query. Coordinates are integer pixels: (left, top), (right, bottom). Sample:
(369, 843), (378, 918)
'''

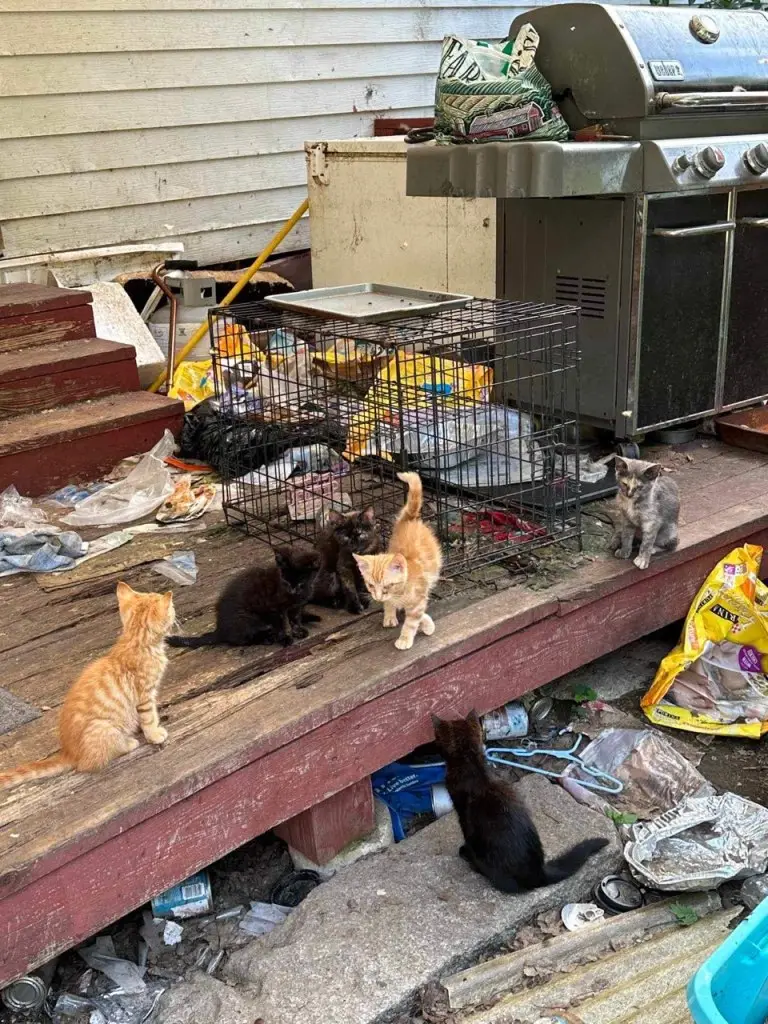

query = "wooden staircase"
(0, 283), (184, 496)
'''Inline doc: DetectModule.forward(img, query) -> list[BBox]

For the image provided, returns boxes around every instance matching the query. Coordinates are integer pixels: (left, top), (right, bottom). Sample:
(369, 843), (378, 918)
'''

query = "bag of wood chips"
(434, 25), (568, 143)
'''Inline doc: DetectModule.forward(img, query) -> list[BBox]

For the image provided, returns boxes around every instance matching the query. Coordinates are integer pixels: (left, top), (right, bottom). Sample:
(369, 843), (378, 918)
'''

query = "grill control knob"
(673, 153), (692, 174)
(744, 143), (768, 175)
(692, 146), (726, 179)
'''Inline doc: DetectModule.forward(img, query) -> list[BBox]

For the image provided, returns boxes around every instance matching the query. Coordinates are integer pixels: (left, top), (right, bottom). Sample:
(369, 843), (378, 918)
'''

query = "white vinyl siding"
(0, 0), (641, 265)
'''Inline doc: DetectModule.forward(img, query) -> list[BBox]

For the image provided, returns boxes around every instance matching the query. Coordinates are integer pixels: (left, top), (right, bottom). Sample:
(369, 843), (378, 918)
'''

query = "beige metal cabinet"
(306, 138), (497, 298)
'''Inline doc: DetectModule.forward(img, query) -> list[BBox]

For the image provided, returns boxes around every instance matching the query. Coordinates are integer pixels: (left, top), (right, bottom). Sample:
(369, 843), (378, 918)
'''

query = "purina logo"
(711, 603), (738, 625)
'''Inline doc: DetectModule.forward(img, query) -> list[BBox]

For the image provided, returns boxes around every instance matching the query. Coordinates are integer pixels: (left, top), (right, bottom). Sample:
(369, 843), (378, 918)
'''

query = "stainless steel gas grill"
(406, 4), (768, 440)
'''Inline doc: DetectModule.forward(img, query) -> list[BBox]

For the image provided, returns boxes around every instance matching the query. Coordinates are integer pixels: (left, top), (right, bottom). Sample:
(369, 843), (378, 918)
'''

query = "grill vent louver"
(555, 275), (607, 320)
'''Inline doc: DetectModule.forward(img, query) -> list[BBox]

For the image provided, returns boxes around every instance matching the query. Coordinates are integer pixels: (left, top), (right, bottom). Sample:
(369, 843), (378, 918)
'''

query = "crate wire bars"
(209, 298), (580, 577)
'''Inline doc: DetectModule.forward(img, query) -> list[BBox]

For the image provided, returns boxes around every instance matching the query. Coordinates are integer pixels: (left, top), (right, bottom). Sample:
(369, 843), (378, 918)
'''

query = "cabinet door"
(725, 191), (768, 408)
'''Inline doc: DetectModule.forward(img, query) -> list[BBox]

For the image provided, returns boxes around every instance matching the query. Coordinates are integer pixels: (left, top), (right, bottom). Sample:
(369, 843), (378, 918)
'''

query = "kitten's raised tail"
(167, 632), (219, 649)
(543, 837), (610, 884)
(396, 472), (423, 522)
(0, 752), (70, 790)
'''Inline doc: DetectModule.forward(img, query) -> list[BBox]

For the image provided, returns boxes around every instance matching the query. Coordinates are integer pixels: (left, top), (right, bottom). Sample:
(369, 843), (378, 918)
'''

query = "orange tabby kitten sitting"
(0, 582), (175, 790)
(354, 472), (442, 650)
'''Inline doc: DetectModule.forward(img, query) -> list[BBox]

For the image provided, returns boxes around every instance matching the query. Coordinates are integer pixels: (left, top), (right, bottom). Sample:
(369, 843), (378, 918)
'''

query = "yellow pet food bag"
(168, 359), (216, 411)
(641, 544), (768, 738)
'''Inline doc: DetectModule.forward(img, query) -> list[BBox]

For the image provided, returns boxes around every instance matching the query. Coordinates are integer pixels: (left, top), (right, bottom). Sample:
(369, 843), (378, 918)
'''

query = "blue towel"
(0, 528), (87, 575)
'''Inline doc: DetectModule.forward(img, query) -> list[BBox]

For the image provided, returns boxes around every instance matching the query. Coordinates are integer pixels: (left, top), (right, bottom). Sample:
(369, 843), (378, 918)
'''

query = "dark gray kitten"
(613, 456), (680, 570)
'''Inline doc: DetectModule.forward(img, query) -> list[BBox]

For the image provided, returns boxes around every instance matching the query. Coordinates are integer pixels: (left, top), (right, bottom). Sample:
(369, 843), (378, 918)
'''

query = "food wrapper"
(641, 544), (768, 738)
(169, 359), (216, 410)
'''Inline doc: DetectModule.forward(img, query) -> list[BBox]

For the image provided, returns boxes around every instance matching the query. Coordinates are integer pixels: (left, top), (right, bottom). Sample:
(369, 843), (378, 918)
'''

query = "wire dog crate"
(209, 298), (580, 576)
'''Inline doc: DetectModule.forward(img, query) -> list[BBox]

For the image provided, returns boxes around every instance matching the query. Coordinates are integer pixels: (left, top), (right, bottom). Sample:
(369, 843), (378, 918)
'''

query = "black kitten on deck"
(311, 507), (384, 615)
(432, 711), (608, 893)
(168, 546), (320, 649)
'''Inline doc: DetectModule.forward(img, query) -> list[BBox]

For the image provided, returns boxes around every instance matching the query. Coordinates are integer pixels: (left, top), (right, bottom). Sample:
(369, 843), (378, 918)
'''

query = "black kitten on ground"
(311, 507), (384, 615)
(432, 711), (609, 893)
(168, 546), (320, 649)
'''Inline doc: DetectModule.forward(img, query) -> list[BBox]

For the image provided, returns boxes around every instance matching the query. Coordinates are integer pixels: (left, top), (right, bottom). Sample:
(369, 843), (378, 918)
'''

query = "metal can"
(482, 702), (529, 741)
(430, 783), (454, 818)
(529, 696), (554, 729)
(1, 957), (58, 1013)
(151, 869), (212, 919)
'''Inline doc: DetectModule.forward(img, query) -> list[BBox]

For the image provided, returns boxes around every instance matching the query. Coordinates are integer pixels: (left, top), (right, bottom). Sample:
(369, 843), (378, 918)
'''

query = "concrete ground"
(154, 776), (620, 1024)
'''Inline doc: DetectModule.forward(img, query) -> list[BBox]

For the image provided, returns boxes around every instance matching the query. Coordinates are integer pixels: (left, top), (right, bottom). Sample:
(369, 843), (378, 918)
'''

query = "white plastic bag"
(63, 433), (175, 527)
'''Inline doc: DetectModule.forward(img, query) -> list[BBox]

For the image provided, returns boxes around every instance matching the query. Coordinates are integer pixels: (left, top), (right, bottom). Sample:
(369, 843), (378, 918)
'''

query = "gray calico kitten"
(613, 456), (680, 570)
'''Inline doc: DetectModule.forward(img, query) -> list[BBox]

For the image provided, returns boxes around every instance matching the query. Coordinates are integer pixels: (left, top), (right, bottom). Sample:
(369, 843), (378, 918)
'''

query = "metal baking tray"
(264, 283), (472, 322)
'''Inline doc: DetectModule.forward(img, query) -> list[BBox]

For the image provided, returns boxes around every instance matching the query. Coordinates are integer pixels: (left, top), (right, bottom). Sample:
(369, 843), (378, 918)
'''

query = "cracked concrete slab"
(225, 775), (622, 1024)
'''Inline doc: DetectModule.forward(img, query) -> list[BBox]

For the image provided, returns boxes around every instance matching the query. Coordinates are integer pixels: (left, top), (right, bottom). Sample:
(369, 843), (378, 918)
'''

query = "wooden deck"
(2, 439), (768, 985)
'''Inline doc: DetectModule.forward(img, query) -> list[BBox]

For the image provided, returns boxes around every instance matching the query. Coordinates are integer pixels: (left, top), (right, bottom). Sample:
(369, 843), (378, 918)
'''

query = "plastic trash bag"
(624, 791), (768, 891)
(0, 485), (47, 529)
(561, 728), (713, 819)
(434, 26), (568, 143)
(152, 551), (197, 586)
(63, 432), (175, 527)
(642, 544), (768, 738)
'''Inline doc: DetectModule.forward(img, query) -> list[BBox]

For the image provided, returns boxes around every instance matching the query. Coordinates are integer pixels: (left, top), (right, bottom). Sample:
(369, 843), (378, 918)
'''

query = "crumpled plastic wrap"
(561, 728), (713, 819)
(624, 791), (768, 891)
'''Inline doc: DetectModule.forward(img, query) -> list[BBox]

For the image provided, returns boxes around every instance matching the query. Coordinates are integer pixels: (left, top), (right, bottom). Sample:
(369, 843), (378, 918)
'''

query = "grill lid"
(508, 4), (768, 122)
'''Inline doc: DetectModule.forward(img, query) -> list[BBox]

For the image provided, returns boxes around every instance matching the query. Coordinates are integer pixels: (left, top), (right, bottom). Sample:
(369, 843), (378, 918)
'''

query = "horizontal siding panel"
(132, 218), (312, 268)
(0, 152), (307, 220)
(0, 74), (434, 138)
(0, 8), (511, 55)
(0, 106), (425, 177)
(1, 185), (309, 256)
(0, 42), (441, 97)
(0, 1), (518, 10)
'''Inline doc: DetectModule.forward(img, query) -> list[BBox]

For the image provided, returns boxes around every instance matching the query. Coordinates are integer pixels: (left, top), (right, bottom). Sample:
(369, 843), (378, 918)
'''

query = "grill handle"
(739, 217), (768, 229)
(656, 91), (768, 111)
(651, 221), (735, 239)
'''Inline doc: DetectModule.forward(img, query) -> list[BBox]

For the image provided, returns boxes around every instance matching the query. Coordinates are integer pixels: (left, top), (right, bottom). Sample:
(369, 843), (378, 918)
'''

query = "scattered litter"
(0, 485), (47, 529)
(238, 901), (292, 936)
(270, 870), (321, 907)
(624, 791), (768, 891)
(1, 956), (58, 1013)
(215, 905), (244, 920)
(373, 757), (448, 841)
(151, 550), (198, 586)
(63, 431), (175, 526)
(151, 870), (212, 919)
(592, 875), (644, 915)
(205, 950), (225, 976)
(482, 701), (529, 740)
(431, 783), (453, 818)
(54, 992), (94, 1017)
(487, 732), (624, 794)
(155, 474), (217, 523)
(561, 728), (712, 818)
(566, 452), (610, 484)
(162, 921), (183, 946)
(561, 902), (605, 931)
(78, 937), (147, 994)
(0, 527), (86, 576)
(168, 359), (216, 410)
(642, 543), (768, 737)
(46, 482), (107, 508)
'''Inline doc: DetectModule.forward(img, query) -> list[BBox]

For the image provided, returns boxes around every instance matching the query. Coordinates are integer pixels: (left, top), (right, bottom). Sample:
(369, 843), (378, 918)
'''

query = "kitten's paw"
(383, 614), (398, 628)
(278, 633), (294, 647)
(614, 549), (632, 560)
(145, 727), (168, 745)
(419, 614), (435, 636)
(345, 599), (364, 615)
(124, 737), (141, 753)
(292, 625), (309, 639)
(633, 553), (651, 570)
(395, 634), (414, 651)
(358, 592), (371, 608)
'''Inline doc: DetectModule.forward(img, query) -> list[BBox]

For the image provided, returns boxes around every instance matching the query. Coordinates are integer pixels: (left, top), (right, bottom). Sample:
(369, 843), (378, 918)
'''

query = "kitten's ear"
(326, 509), (344, 526)
(362, 506), (376, 524)
(352, 553), (370, 575)
(466, 708), (481, 726)
(431, 713), (443, 730)
(116, 580), (136, 619)
(614, 456), (628, 475)
(274, 546), (291, 571)
(162, 591), (174, 609)
(643, 463), (663, 480)
(388, 553), (407, 575)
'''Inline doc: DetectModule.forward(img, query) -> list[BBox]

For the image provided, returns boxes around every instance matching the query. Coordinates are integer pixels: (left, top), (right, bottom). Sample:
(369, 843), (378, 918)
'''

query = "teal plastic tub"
(688, 897), (768, 1024)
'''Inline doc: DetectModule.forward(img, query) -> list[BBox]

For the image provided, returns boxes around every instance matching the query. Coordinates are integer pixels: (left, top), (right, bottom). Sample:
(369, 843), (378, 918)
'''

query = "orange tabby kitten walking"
(0, 583), (175, 790)
(354, 472), (442, 650)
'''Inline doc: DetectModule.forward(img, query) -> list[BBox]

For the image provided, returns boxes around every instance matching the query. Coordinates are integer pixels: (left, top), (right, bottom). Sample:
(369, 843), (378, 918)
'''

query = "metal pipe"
(656, 91), (768, 110)
(714, 190), (736, 413)
(148, 196), (309, 394)
(738, 217), (768, 228)
(151, 262), (179, 396)
(651, 221), (735, 239)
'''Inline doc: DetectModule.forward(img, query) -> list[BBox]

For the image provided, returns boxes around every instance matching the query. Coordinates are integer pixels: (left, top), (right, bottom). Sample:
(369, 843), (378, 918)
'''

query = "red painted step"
(0, 283), (95, 353)
(0, 392), (185, 496)
(0, 339), (140, 419)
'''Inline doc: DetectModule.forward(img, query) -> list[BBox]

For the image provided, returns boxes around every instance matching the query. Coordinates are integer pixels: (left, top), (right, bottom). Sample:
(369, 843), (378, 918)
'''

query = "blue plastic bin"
(688, 896), (768, 1024)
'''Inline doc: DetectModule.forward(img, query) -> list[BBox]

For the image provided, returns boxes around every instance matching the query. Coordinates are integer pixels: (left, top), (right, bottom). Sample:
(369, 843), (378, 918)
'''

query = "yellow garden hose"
(149, 197), (309, 393)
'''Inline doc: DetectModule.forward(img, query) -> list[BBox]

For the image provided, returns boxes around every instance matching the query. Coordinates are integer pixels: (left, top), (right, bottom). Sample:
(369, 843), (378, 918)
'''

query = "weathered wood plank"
(275, 777), (375, 864)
